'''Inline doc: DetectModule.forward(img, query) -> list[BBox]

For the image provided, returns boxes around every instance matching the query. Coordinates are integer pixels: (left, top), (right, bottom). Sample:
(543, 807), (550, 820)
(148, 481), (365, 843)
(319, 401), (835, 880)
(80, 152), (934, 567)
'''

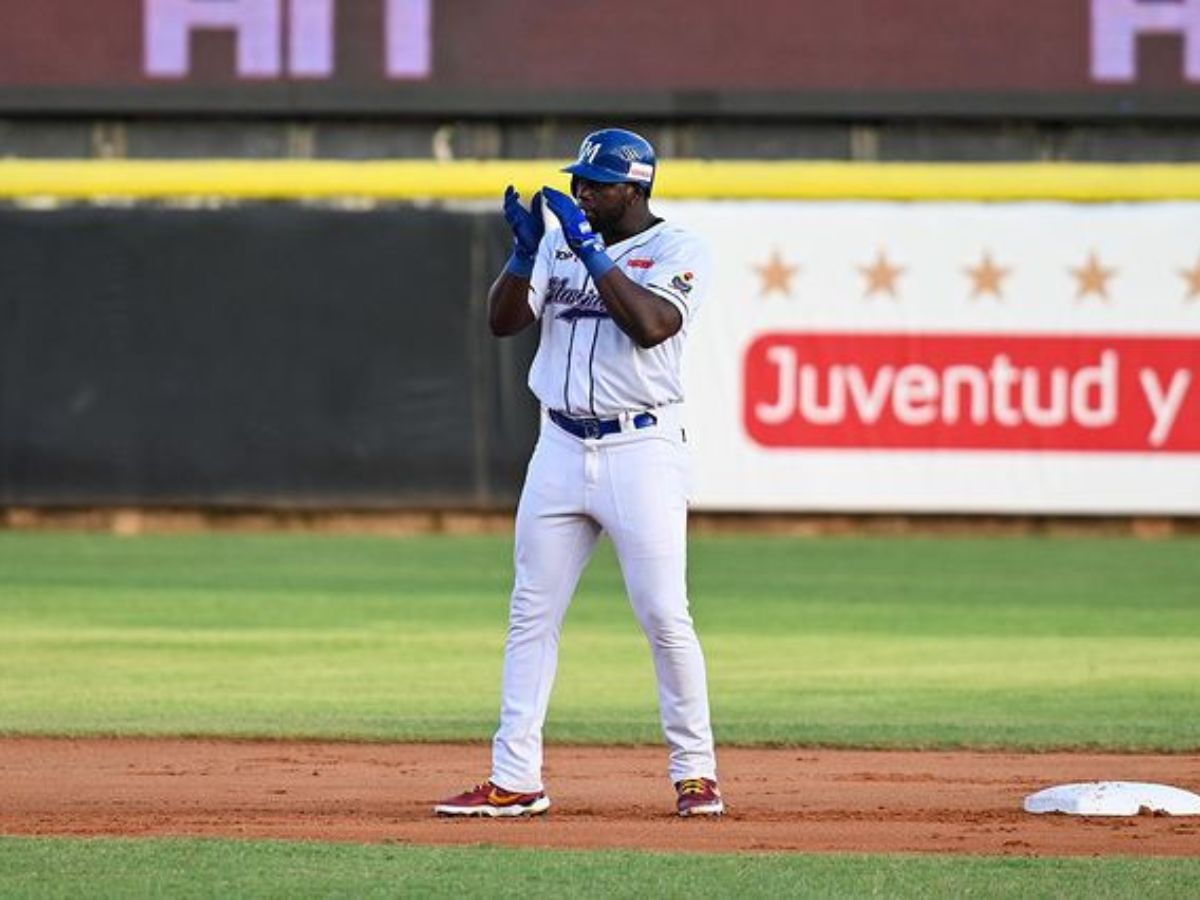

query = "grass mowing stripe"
(0, 534), (1197, 749)
(2, 837), (1199, 899)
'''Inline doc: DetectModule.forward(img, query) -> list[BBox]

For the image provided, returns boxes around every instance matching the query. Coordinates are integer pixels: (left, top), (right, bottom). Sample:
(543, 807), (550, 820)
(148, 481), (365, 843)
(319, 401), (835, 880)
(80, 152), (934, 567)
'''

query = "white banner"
(659, 201), (1200, 514)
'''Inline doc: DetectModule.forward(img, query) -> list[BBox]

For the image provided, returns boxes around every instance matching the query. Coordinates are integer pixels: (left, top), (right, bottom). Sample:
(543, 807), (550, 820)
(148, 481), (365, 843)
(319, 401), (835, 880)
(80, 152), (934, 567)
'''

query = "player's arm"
(489, 186), (543, 337)
(591, 269), (682, 349)
(541, 186), (681, 349)
(488, 270), (536, 336)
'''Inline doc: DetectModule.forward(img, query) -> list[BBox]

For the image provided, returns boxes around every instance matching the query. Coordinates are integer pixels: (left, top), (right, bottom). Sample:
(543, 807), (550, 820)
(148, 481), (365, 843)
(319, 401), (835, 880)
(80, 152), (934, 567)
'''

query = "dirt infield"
(2, 739), (1198, 856)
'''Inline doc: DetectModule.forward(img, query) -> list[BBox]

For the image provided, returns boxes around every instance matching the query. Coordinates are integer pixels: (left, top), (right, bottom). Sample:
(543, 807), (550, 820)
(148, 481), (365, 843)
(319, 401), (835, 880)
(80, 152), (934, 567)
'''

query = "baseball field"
(1, 530), (1198, 897)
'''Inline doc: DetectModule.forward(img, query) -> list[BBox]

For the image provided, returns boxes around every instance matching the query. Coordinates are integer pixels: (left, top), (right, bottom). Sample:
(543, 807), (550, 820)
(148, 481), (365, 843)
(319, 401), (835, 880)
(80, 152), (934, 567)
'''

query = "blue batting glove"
(502, 186), (544, 278)
(541, 186), (614, 281)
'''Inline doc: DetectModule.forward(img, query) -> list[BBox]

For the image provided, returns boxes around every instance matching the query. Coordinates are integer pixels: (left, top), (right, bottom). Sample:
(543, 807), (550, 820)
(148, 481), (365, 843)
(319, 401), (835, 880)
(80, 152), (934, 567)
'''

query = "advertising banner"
(661, 201), (1200, 513)
(1, 0), (1198, 116)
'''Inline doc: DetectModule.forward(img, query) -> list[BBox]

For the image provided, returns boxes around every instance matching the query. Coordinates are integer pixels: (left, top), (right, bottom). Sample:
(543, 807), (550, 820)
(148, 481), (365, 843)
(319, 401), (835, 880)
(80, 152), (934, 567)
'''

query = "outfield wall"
(1, 161), (1197, 514)
(0, 205), (539, 508)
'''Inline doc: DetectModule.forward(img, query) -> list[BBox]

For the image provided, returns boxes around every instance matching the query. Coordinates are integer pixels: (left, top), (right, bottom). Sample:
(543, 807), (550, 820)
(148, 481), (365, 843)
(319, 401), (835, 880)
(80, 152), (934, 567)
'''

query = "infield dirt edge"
(2, 738), (1198, 857)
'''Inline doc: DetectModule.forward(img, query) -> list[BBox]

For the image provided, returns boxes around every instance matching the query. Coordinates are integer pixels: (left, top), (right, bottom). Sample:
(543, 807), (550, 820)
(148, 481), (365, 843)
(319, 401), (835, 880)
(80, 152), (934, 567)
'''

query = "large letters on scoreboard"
(143, 0), (430, 79)
(1092, 0), (1200, 82)
(2, 1), (1200, 113)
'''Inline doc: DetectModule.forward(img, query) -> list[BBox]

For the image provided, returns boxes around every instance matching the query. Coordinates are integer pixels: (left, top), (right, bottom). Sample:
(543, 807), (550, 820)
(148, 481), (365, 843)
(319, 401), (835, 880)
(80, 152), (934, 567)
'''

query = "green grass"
(2, 533), (1198, 896)
(0, 532), (1197, 749)
(2, 837), (1199, 899)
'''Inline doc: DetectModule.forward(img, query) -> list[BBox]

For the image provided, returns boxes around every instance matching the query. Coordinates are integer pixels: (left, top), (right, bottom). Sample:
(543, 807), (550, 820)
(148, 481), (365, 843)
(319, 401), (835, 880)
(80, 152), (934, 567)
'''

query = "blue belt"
(549, 409), (658, 440)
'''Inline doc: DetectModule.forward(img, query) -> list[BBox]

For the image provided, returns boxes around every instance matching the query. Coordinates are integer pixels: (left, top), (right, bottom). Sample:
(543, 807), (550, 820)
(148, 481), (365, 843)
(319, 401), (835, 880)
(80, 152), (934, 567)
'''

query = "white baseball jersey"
(525, 220), (711, 418)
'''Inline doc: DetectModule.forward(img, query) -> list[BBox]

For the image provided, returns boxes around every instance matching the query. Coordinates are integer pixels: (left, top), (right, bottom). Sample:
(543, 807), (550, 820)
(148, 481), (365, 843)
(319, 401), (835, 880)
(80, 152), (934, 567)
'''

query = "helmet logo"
(628, 161), (654, 183)
(580, 141), (601, 164)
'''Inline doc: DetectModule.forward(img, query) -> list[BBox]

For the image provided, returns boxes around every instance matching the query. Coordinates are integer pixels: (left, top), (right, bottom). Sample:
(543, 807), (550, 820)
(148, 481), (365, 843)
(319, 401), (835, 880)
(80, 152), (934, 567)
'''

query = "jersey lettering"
(545, 277), (607, 319)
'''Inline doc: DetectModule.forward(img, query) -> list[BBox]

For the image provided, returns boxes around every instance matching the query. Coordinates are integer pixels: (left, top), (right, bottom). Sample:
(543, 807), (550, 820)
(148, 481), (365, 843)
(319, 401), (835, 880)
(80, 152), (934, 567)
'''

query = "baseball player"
(435, 128), (722, 818)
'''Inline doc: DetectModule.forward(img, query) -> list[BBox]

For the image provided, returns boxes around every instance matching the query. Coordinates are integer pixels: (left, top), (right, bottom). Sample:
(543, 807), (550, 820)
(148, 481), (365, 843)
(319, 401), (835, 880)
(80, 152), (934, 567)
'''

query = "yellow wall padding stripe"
(2, 159), (1200, 201)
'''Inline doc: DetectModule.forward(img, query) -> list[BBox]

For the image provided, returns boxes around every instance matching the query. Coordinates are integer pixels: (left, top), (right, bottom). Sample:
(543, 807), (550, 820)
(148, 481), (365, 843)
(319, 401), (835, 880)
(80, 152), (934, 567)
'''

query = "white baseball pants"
(491, 407), (718, 792)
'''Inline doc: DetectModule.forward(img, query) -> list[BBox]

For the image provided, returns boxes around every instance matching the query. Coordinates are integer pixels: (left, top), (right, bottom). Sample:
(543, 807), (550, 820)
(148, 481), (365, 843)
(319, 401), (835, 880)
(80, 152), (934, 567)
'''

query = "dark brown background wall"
(0, 206), (538, 508)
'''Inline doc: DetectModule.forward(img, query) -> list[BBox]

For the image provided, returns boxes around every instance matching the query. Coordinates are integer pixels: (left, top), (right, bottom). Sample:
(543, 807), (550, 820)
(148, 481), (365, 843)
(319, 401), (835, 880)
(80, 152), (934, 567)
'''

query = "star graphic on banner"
(1179, 256), (1200, 302)
(964, 250), (1011, 300)
(1070, 250), (1117, 301)
(753, 249), (800, 297)
(858, 249), (905, 299)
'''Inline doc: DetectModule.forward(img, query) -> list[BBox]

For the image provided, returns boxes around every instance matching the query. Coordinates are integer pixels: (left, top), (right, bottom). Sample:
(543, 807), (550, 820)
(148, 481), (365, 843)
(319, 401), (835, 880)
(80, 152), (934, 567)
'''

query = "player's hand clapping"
(502, 186), (544, 277)
(542, 186), (614, 280)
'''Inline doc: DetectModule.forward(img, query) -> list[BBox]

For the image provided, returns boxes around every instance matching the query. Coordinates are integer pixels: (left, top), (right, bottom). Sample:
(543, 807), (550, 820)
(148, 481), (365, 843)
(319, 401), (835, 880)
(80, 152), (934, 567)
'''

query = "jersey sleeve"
(526, 233), (556, 319)
(643, 231), (711, 322)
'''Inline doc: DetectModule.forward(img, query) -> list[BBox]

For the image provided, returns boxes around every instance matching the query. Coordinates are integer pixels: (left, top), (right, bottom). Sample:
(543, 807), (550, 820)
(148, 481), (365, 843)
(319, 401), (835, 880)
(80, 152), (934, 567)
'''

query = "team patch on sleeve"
(670, 271), (696, 295)
(628, 257), (655, 269)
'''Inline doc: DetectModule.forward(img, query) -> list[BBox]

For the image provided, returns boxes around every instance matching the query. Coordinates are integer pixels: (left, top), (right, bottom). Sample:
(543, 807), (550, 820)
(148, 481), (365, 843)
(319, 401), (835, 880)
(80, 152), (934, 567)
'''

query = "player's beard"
(584, 199), (626, 241)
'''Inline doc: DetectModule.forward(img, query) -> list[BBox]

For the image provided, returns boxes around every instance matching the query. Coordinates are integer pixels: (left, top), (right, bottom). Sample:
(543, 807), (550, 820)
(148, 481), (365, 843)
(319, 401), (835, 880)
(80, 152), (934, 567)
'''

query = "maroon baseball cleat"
(434, 781), (551, 818)
(675, 777), (725, 817)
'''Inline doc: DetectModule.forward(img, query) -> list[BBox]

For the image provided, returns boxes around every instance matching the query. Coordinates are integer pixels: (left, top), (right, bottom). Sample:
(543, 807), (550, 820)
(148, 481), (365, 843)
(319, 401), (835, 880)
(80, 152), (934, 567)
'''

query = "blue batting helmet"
(562, 128), (657, 196)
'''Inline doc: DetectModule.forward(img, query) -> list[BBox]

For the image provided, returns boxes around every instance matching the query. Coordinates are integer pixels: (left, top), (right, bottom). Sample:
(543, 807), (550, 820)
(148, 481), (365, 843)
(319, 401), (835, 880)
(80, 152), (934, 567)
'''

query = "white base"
(1024, 782), (1200, 817)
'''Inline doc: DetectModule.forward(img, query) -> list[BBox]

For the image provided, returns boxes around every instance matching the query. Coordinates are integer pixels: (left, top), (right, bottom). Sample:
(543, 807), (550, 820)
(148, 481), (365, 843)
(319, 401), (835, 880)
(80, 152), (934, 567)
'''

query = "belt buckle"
(581, 419), (603, 440)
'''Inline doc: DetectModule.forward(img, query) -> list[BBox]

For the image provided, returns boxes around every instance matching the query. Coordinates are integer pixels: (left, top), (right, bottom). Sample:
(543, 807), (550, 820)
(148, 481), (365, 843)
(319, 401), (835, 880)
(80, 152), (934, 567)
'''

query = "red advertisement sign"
(743, 333), (1200, 453)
